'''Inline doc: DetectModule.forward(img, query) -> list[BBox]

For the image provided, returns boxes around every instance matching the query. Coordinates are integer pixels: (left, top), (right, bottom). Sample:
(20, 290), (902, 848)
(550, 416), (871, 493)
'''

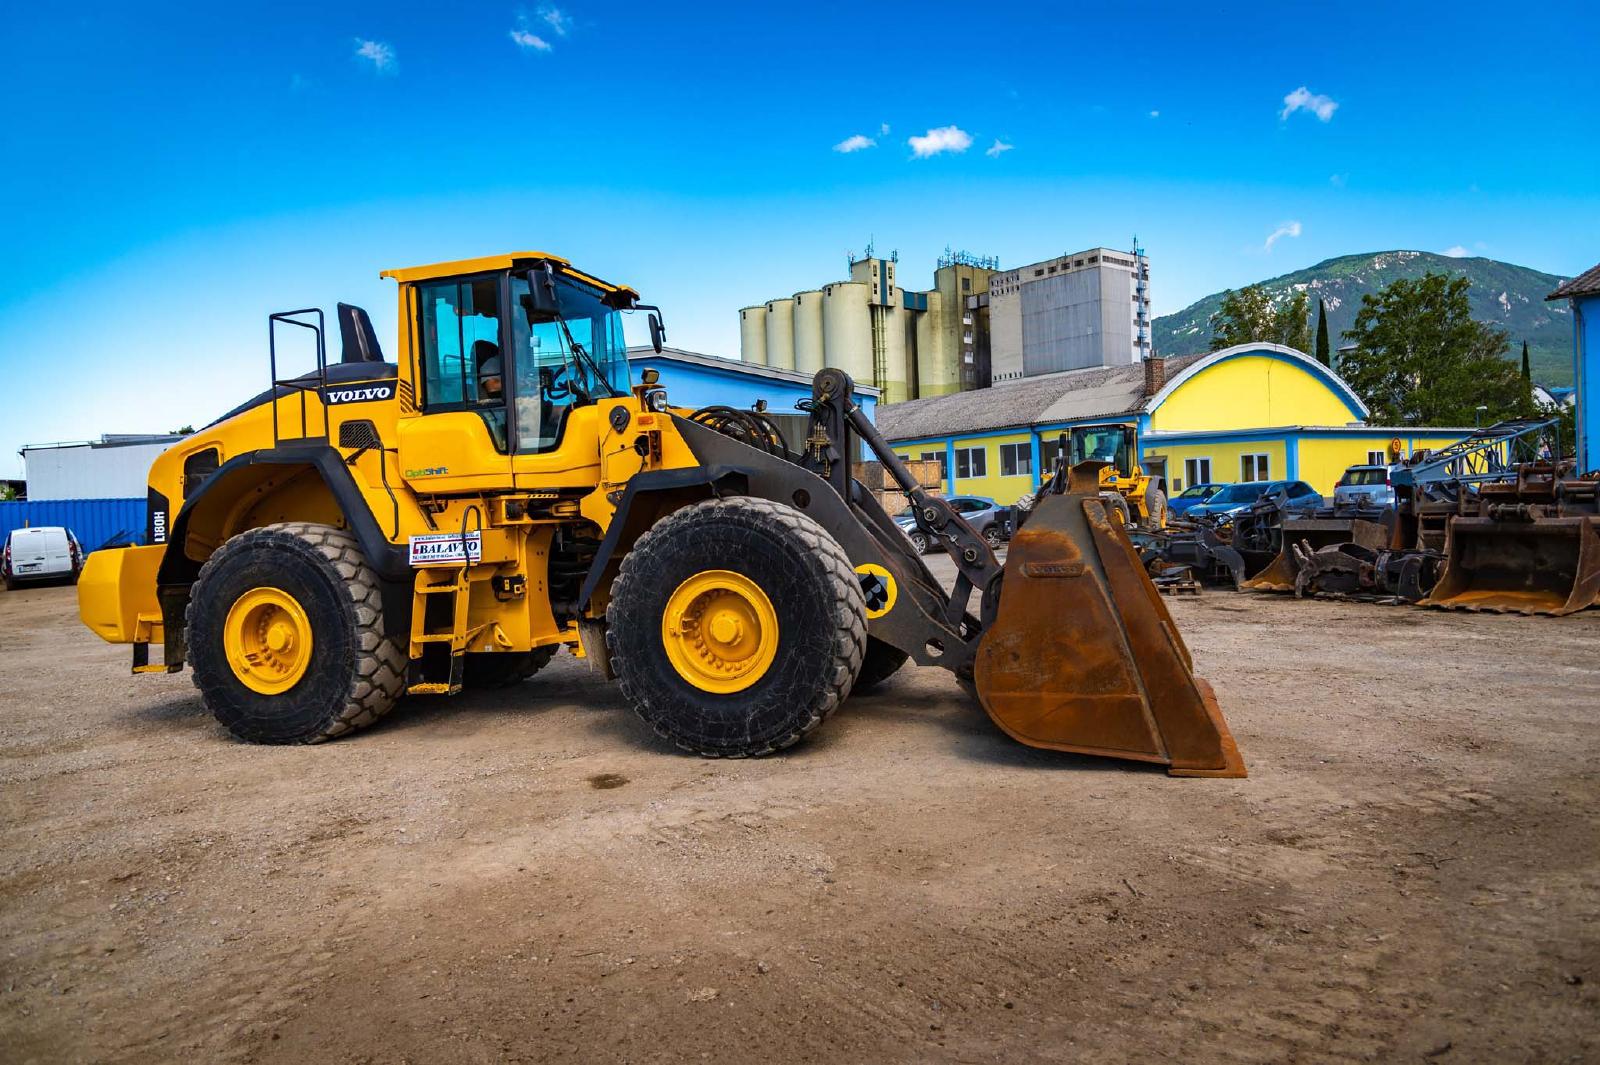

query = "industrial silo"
(916, 290), (960, 396)
(821, 281), (872, 385)
(880, 302), (909, 404)
(764, 298), (796, 371)
(739, 305), (769, 366)
(792, 290), (825, 375)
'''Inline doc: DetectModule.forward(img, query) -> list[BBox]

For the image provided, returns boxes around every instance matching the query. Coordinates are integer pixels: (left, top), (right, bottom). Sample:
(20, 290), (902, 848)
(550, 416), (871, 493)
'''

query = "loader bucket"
(1421, 515), (1600, 616)
(973, 474), (1246, 778)
(1243, 517), (1388, 593)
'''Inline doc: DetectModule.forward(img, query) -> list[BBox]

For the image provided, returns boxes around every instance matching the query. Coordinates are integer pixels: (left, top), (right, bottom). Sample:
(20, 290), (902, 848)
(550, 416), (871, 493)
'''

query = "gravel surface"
(2, 571), (1597, 1064)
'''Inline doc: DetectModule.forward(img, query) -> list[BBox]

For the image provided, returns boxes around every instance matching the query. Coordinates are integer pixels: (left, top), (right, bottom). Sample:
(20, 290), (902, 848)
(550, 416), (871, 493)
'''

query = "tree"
(1314, 299), (1331, 368)
(1209, 285), (1312, 353)
(170, 425), (195, 436)
(1521, 340), (1531, 385)
(1338, 272), (1530, 426)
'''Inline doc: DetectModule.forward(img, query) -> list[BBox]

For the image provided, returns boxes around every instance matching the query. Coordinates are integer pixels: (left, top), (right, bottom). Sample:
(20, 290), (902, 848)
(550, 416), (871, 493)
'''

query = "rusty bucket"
(973, 469), (1246, 778)
(1421, 514), (1600, 616)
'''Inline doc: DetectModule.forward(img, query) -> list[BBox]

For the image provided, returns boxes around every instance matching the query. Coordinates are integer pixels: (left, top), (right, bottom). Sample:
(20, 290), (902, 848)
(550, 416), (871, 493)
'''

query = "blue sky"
(2, 1), (1596, 479)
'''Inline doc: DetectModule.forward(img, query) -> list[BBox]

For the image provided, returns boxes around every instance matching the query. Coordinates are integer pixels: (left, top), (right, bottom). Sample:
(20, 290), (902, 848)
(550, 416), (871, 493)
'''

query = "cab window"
(417, 276), (507, 451)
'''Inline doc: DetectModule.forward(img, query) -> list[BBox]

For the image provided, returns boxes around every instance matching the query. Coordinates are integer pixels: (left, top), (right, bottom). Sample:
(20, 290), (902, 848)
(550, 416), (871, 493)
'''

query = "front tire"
(606, 497), (867, 757)
(187, 522), (405, 744)
(1145, 487), (1168, 527)
(909, 530), (930, 554)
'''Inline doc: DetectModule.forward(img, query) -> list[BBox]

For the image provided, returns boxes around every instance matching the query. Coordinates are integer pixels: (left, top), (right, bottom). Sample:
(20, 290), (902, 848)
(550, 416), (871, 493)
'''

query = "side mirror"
(648, 312), (666, 354)
(520, 264), (561, 323)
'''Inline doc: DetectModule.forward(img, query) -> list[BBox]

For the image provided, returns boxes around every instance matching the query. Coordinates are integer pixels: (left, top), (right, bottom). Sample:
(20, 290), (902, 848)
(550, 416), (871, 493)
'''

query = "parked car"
(2, 526), (84, 590)
(1333, 464), (1396, 510)
(1168, 482), (1224, 517)
(894, 495), (1007, 552)
(1184, 480), (1324, 521)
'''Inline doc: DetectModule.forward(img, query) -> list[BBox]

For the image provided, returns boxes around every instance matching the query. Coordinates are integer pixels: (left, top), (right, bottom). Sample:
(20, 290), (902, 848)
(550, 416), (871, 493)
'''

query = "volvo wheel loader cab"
(77, 252), (1244, 777)
(1062, 423), (1166, 528)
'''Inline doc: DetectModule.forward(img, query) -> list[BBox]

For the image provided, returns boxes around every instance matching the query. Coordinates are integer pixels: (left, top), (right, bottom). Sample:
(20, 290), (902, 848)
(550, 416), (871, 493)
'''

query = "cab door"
(396, 272), (518, 494)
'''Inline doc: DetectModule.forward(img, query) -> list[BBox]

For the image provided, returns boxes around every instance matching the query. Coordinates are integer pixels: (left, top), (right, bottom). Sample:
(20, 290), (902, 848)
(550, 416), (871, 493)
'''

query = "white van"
(3, 526), (83, 590)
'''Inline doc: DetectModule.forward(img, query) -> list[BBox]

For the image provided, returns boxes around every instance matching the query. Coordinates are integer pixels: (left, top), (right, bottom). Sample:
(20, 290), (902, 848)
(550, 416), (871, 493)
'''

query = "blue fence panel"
(0, 498), (147, 554)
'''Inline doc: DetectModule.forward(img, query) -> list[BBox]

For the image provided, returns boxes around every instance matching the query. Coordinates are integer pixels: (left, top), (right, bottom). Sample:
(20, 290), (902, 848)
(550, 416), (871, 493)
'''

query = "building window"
(955, 446), (987, 480)
(1184, 457), (1212, 487)
(961, 278), (971, 292)
(1367, 449), (1388, 465)
(1040, 436), (1066, 476)
(1241, 453), (1270, 481)
(919, 450), (949, 481)
(999, 442), (1033, 477)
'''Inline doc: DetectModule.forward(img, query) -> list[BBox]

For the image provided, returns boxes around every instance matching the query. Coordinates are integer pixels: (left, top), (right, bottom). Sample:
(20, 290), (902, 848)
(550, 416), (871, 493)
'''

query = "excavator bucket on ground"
(1243, 515), (1390, 593)
(1421, 514), (1600, 615)
(973, 466), (1247, 778)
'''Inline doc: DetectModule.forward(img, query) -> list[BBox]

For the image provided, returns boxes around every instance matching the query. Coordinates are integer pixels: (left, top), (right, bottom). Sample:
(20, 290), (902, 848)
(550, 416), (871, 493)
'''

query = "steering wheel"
(539, 365), (575, 402)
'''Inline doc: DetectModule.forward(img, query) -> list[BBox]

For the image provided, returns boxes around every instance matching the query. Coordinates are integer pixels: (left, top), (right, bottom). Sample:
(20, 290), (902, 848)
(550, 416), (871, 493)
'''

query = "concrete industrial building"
(741, 247), (999, 405)
(985, 245), (1152, 383)
(741, 243), (1149, 403)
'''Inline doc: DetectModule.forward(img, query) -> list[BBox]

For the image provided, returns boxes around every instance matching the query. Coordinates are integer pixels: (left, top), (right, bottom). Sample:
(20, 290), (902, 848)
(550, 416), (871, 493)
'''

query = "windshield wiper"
(551, 313), (622, 400)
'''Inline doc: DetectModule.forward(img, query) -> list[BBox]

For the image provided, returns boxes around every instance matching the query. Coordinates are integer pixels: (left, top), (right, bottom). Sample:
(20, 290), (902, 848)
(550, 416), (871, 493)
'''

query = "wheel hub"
(661, 570), (778, 693)
(223, 587), (313, 695)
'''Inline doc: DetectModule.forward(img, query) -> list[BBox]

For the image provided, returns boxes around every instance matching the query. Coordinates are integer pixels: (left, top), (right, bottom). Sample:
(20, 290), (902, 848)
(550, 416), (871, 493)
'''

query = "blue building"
(627, 346), (879, 451)
(1547, 264), (1600, 474)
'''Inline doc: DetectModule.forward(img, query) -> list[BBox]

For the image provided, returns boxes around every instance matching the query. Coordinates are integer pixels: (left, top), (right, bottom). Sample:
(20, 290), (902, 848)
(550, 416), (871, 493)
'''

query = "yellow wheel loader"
(1062, 424), (1166, 528)
(76, 252), (1243, 776)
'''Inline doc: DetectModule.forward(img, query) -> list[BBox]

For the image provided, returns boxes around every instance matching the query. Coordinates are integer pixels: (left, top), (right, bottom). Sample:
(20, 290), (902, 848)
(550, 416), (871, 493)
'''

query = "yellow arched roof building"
(878, 343), (1472, 502)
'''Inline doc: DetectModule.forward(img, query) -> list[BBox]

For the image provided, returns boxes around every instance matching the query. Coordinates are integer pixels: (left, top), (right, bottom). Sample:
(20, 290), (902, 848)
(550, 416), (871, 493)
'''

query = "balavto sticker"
(408, 531), (482, 566)
(854, 562), (897, 619)
(322, 384), (395, 405)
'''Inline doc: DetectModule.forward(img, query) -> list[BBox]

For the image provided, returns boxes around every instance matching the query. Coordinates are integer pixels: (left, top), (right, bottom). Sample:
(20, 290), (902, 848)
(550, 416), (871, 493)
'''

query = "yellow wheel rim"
(223, 587), (313, 695)
(660, 569), (779, 694)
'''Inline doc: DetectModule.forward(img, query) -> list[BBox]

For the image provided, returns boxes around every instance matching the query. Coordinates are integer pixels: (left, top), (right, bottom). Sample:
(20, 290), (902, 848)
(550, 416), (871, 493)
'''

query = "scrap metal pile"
(1129, 418), (1600, 617)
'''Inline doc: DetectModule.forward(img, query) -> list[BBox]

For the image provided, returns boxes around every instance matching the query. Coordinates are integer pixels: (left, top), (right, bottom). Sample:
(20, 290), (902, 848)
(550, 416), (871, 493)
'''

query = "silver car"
(894, 495), (1007, 553)
(1333, 465), (1396, 510)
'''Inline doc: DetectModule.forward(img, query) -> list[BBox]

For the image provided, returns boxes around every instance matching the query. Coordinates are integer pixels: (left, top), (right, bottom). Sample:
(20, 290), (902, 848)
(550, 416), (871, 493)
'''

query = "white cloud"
(985, 138), (1014, 158)
(879, 122), (891, 135)
(908, 126), (972, 158)
(538, 5), (571, 35)
(1329, 173), (1348, 188)
(510, 27), (552, 51)
(1264, 220), (1303, 251)
(1149, 110), (1160, 119)
(834, 134), (875, 153)
(1280, 86), (1338, 122)
(1444, 245), (1471, 258)
(354, 39), (396, 73)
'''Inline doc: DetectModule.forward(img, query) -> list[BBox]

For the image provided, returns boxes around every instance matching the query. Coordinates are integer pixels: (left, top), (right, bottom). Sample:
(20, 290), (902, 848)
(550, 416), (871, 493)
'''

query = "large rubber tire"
(606, 496), (867, 757)
(1145, 487), (1168, 528)
(852, 636), (909, 693)
(1100, 493), (1132, 526)
(463, 647), (556, 689)
(187, 522), (406, 744)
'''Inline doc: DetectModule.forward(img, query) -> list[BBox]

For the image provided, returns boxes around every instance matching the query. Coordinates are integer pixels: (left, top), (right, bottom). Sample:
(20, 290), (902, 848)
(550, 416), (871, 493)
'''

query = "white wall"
(22, 440), (177, 500)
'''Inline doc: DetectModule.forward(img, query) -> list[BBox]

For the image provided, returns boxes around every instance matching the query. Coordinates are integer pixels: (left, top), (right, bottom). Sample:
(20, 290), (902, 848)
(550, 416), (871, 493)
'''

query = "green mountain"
(1152, 251), (1576, 386)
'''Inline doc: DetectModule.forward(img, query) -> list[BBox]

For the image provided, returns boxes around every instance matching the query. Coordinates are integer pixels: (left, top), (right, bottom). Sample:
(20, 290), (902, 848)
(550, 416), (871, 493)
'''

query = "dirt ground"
(2, 567), (1597, 1065)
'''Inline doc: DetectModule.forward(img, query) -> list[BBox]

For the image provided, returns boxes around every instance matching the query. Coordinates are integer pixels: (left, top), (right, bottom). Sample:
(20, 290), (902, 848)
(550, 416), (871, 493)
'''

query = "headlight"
(644, 388), (669, 413)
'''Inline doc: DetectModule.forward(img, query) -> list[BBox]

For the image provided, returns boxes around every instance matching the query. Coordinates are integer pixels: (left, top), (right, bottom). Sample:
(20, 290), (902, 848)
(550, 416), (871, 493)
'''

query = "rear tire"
(463, 647), (556, 689)
(1100, 493), (1132, 526)
(187, 522), (405, 745)
(606, 496), (867, 757)
(852, 637), (909, 693)
(909, 530), (930, 554)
